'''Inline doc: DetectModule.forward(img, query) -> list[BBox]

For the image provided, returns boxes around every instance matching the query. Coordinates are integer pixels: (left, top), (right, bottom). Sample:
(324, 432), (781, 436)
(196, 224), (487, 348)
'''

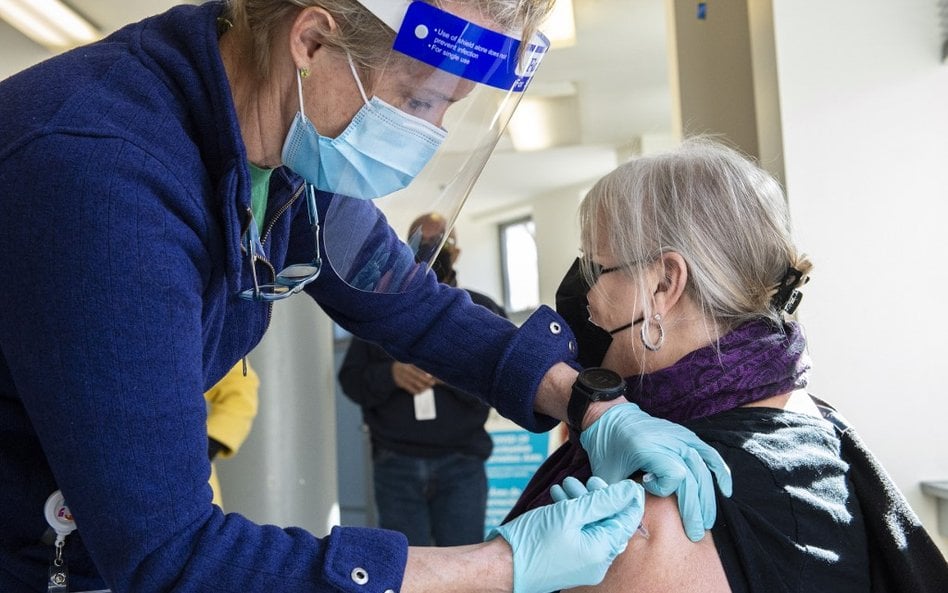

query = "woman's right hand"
(486, 478), (645, 593)
(391, 361), (437, 394)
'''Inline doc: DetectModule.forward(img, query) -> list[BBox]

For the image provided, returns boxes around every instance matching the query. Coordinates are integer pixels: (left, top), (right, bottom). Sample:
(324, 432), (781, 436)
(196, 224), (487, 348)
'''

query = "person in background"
(339, 213), (505, 545)
(205, 361), (260, 508)
(504, 137), (948, 592)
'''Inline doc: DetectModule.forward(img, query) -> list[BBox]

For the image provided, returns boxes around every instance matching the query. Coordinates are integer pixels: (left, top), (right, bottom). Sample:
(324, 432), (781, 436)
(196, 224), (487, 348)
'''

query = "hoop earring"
(640, 314), (665, 352)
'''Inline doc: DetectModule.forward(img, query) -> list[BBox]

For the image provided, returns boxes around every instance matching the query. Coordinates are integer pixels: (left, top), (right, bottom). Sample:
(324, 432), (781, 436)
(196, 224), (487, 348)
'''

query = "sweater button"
(549, 321), (562, 334)
(351, 567), (369, 585)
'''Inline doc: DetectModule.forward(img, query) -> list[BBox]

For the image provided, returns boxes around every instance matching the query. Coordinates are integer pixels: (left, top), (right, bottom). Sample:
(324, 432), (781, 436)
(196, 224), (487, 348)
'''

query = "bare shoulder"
(567, 493), (731, 593)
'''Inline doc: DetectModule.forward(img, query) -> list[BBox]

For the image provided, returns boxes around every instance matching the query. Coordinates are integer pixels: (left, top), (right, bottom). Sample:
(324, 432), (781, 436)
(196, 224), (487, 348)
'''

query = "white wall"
(773, 0), (948, 552)
(453, 208), (509, 308)
(532, 182), (595, 308)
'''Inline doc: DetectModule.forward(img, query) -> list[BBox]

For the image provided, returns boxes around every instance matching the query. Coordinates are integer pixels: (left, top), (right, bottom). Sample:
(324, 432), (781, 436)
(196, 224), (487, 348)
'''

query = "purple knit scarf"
(626, 319), (810, 423)
(506, 319), (811, 517)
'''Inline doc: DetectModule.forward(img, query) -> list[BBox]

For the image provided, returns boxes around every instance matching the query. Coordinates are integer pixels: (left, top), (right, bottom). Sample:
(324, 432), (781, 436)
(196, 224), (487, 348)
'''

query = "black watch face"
(582, 368), (623, 390)
(580, 368), (625, 401)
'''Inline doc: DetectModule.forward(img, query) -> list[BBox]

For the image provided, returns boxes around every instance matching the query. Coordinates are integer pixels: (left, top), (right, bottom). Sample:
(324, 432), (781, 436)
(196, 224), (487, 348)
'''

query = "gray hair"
(223, 0), (555, 78)
(579, 137), (812, 331)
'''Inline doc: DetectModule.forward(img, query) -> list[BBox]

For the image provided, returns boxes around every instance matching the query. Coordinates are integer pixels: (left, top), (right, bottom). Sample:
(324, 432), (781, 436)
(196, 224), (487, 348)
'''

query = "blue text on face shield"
(392, 2), (548, 92)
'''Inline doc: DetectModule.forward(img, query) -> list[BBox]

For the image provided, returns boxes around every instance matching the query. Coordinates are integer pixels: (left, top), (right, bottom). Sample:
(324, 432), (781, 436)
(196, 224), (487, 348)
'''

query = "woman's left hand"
(579, 402), (732, 542)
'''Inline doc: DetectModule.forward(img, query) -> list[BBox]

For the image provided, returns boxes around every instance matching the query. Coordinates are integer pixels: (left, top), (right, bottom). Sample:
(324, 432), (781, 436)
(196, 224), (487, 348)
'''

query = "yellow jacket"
(205, 361), (259, 507)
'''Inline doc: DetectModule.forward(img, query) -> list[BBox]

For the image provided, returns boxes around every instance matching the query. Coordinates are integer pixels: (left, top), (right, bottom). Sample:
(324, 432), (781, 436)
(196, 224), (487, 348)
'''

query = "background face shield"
(322, 1), (549, 293)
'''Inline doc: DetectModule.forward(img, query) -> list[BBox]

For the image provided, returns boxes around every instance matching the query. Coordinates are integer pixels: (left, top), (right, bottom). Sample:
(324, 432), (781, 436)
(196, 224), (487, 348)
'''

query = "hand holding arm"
(580, 401), (732, 542)
(401, 479), (642, 593)
(532, 365), (731, 541)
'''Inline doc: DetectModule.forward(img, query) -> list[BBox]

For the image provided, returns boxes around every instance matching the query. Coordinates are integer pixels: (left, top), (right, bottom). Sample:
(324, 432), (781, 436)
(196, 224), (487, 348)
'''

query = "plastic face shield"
(322, 0), (549, 293)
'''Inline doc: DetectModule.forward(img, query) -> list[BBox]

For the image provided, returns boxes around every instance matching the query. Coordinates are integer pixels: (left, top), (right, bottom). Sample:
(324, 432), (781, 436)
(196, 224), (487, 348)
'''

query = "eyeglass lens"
(238, 184), (322, 302)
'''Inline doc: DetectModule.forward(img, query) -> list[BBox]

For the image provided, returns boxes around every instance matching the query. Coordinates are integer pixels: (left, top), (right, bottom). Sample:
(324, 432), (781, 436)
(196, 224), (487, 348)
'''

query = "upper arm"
(568, 494), (731, 593)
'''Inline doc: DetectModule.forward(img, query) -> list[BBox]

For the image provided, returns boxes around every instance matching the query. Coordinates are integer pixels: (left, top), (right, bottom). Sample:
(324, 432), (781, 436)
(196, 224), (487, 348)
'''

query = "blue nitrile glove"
(550, 475), (610, 502)
(580, 402), (732, 542)
(551, 476), (655, 541)
(486, 478), (645, 593)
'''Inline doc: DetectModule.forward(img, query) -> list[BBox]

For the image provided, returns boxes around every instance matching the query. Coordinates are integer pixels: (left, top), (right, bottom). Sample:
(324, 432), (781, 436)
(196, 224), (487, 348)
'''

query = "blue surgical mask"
(281, 55), (447, 200)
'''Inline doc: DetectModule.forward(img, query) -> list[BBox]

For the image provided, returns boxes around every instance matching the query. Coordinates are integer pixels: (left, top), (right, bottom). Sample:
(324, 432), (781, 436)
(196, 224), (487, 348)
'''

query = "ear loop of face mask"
(346, 53), (372, 107)
(589, 307), (644, 336)
(605, 315), (644, 335)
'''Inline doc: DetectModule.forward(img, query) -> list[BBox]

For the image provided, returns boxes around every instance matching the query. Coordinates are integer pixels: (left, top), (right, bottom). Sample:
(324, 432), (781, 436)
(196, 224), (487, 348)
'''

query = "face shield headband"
(319, 0), (549, 293)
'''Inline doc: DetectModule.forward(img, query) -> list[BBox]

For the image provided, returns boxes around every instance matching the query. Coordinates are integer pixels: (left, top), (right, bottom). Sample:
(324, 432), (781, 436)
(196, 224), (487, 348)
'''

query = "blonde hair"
(223, 0), (555, 78)
(579, 137), (812, 331)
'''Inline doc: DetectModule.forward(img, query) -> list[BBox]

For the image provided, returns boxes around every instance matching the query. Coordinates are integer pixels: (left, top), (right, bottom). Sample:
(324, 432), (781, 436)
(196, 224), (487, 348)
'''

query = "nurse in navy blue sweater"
(0, 2), (730, 592)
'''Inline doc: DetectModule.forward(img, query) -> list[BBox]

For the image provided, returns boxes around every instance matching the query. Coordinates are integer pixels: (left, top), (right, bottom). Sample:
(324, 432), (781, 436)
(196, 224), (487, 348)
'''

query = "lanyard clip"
(44, 490), (76, 592)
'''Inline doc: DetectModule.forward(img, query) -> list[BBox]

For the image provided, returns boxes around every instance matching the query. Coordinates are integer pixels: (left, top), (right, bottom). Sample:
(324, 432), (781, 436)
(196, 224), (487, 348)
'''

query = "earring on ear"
(640, 314), (665, 352)
(299, 67), (311, 79)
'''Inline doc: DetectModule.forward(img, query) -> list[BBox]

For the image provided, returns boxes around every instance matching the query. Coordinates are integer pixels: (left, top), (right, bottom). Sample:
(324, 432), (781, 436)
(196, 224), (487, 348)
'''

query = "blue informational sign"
(392, 1), (547, 91)
(484, 430), (551, 536)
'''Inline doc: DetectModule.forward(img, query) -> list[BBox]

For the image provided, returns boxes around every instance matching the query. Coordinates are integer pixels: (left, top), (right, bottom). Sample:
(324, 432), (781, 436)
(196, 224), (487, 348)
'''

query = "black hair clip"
(771, 266), (807, 315)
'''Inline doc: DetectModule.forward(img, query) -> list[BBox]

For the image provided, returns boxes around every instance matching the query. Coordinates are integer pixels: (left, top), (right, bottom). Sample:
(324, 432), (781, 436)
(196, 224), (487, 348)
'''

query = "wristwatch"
(567, 367), (627, 432)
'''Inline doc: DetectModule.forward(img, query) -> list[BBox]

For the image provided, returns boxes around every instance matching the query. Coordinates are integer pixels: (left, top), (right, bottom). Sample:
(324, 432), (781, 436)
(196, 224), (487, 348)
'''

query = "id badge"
(413, 388), (437, 421)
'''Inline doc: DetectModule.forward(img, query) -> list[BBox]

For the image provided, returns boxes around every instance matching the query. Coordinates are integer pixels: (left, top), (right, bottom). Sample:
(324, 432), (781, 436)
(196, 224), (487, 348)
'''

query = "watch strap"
(567, 383), (591, 433)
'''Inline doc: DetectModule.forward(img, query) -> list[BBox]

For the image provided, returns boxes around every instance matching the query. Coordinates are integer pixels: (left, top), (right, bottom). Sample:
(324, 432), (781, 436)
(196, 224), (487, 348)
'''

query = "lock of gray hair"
(223, 0), (555, 78)
(579, 137), (813, 331)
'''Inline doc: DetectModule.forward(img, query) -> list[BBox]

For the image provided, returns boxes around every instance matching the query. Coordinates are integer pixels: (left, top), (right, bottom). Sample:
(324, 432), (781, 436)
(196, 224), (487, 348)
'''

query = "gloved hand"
(486, 478), (645, 593)
(550, 475), (609, 502)
(580, 402), (732, 542)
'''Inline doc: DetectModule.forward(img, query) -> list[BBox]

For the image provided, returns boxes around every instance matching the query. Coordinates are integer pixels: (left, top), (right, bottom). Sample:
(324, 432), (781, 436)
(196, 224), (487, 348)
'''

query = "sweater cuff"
(323, 526), (408, 593)
(490, 305), (577, 433)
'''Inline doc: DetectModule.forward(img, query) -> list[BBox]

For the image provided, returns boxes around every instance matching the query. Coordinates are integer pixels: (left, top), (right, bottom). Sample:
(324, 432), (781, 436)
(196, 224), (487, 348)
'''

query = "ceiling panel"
(70, 0), (194, 32)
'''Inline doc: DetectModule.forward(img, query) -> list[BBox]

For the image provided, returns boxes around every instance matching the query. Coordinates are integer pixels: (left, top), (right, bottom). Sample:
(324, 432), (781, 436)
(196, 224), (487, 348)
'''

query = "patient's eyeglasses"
(581, 256), (655, 286)
(583, 257), (643, 284)
(239, 183), (322, 302)
(592, 262), (622, 279)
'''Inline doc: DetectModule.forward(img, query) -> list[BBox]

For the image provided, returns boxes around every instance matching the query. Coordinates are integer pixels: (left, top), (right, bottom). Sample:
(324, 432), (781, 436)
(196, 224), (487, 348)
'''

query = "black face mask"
(555, 257), (643, 368)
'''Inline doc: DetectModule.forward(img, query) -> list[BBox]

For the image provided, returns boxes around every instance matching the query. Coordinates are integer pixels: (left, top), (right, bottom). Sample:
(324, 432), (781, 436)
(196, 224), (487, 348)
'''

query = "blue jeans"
(372, 449), (488, 546)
